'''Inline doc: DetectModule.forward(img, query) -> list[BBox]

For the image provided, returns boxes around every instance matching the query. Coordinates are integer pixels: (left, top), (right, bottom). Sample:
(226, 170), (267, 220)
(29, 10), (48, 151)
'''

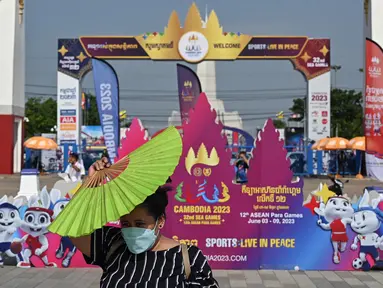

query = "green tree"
(331, 89), (363, 139)
(25, 97), (57, 138)
(84, 93), (131, 127)
(25, 94), (127, 138)
(289, 98), (305, 121)
(83, 94), (100, 126)
(273, 119), (286, 129)
(288, 89), (363, 139)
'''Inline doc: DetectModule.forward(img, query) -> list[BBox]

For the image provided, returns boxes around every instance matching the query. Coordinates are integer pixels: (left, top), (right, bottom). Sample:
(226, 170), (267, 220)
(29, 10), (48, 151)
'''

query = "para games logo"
(369, 56), (381, 78)
(178, 31), (209, 63)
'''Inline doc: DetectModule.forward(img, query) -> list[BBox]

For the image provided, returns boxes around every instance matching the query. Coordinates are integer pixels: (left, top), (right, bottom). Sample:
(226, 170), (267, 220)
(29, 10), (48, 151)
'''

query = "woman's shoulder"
(186, 245), (208, 266)
(101, 226), (123, 244)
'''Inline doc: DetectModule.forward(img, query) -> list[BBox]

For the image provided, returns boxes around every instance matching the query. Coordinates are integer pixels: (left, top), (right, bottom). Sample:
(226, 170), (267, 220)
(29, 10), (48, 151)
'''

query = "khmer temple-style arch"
(57, 3), (331, 149)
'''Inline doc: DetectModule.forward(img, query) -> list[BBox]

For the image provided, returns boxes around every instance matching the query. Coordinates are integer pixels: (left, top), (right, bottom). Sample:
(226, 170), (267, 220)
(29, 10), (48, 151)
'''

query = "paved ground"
(1, 174), (382, 199)
(1, 267), (383, 287)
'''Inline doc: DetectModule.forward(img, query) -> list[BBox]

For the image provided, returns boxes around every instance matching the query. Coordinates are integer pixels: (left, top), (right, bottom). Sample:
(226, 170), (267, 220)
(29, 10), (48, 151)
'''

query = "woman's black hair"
(70, 153), (79, 161)
(139, 177), (172, 220)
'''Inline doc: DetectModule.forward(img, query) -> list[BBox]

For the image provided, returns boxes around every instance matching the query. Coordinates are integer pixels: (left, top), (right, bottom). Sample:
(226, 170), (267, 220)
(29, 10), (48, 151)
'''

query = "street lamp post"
(331, 65), (342, 88)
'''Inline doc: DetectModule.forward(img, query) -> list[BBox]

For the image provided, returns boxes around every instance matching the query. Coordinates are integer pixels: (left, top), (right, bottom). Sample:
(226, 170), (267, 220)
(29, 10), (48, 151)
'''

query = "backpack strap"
(181, 244), (191, 279)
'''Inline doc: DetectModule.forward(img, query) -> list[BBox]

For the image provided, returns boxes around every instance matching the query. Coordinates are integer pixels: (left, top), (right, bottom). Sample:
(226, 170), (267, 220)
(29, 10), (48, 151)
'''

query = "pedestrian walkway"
(1, 267), (383, 288)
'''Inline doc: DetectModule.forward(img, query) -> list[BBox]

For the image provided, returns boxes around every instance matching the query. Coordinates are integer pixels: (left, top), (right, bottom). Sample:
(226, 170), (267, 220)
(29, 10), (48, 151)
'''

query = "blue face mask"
(121, 222), (159, 254)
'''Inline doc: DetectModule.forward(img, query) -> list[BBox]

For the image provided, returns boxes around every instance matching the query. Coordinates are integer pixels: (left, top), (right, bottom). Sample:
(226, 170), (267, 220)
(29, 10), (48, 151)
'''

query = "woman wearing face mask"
(70, 158), (220, 288)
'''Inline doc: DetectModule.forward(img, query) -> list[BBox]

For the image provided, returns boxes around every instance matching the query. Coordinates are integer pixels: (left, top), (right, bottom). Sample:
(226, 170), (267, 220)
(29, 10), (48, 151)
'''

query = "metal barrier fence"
(24, 144), (362, 177)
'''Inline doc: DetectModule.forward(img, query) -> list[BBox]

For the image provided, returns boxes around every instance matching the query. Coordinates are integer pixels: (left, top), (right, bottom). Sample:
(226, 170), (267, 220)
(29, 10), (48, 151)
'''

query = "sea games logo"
(178, 31), (209, 63)
(369, 56), (381, 78)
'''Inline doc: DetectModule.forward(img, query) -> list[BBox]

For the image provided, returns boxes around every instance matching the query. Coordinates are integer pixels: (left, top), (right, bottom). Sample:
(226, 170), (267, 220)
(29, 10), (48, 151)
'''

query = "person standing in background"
(235, 151), (249, 184)
(102, 149), (109, 160)
(64, 153), (83, 182)
(338, 150), (347, 177)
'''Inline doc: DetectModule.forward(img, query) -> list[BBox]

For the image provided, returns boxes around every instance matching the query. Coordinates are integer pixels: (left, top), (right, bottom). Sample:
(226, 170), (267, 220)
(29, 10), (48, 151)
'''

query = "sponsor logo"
(369, 56), (381, 78)
(322, 111), (328, 117)
(60, 131), (76, 139)
(60, 124), (76, 131)
(178, 31), (209, 63)
(311, 111), (319, 117)
(372, 56), (380, 65)
(322, 119), (328, 125)
(59, 88), (77, 100)
(60, 115), (77, 131)
(60, 109), (76, 116)
(60, 140), (76, 144)
(60, 116), (76, 124)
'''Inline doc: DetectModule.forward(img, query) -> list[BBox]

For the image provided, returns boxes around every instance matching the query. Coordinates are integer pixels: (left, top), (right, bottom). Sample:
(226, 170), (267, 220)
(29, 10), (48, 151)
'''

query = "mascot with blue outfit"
(351, 190), (383, 271)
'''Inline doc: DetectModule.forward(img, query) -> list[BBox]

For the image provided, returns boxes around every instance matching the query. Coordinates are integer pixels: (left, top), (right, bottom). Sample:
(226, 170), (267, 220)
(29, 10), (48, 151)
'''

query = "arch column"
(0, 0), (25, 174)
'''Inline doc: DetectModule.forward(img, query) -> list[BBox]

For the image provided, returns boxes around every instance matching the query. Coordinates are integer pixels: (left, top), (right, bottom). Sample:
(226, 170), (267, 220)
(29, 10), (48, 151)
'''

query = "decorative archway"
(56, 3), (331, 147)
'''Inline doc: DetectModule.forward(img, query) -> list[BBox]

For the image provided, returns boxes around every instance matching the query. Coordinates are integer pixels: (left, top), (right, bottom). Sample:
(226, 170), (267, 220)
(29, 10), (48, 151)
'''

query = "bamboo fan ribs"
(82, 156), (130, 188)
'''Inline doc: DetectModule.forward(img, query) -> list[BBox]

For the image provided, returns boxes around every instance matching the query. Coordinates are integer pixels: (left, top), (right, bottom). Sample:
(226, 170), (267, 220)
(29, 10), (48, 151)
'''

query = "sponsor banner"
(41, 133), (58, 172)
(365, 38), (383, 180)
(176, 64), (202, 124)
(57, 72), (80, 144)
(92, 59), (120, 162)
(162, 94), (381, 271)
(307, 72), (331, 141)
(365, 153), (383, 180)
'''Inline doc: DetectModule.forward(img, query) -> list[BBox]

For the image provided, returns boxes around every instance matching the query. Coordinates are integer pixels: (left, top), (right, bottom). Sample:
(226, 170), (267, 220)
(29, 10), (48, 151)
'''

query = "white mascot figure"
(15, 187), (57, 268)
(350, 190), (383, 270)
(315, 196), (354, 264)
(0, 196), (25, 266)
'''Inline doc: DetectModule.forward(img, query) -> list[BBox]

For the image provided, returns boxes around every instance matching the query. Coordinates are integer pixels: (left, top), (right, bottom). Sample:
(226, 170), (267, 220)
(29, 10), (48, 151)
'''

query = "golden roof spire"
(185, 143), (220, 175)
(19, 0), (25, 24)
(184, 2), (204, 33)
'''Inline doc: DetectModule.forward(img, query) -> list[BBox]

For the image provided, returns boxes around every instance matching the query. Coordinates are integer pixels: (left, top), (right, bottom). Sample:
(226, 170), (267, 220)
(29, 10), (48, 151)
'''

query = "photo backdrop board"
(3, 94), (383, 271)
(56, 3), (331, 146)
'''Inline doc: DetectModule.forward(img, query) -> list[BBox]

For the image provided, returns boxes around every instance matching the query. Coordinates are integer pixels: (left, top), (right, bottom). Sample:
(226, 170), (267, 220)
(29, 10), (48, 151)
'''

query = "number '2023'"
(311, 94), (327, 101)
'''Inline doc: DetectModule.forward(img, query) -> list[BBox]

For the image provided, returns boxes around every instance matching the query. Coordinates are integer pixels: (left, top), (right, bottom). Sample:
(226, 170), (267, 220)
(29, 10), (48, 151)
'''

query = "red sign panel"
(60, 116), (76, 123)
(365, 39), (383, 156)
(60, 116), (76, 131)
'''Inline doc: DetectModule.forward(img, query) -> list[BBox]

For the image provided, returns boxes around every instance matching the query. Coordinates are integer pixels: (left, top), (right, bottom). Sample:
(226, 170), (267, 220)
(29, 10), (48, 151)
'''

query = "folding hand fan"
(48, 126), (182, 237)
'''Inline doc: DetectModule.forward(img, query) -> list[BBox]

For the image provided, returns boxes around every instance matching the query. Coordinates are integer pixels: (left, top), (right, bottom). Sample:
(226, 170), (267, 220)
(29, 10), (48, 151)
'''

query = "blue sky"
(25, 0), (365, 134)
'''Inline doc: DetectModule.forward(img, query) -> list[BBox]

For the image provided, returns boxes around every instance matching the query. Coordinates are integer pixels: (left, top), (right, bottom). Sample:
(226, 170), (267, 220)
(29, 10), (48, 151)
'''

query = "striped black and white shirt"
(83, 226), (220, 288)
